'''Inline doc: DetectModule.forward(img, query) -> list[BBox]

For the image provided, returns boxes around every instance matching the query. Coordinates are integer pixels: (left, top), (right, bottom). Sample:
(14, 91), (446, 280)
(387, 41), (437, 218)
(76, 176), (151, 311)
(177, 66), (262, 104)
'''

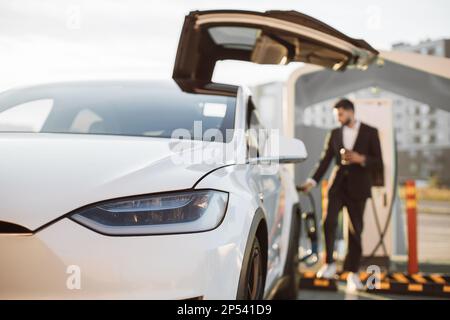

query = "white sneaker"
(346, 272), (364, 292)
(316, 263), (337, 279)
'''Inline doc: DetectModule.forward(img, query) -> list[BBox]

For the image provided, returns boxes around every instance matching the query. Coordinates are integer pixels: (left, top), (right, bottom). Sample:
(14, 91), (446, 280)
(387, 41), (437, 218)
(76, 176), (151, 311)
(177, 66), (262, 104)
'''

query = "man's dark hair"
(334, 98), (354, 111)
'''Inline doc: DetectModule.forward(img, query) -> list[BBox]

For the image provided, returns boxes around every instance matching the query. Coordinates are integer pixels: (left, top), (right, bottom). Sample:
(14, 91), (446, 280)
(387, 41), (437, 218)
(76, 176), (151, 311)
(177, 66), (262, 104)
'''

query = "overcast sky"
(0, 0), (449, 91)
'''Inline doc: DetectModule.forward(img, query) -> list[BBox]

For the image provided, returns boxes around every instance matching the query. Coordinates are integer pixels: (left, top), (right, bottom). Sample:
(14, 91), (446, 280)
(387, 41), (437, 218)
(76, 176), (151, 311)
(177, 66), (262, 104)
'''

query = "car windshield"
(0, 81), (236, 142)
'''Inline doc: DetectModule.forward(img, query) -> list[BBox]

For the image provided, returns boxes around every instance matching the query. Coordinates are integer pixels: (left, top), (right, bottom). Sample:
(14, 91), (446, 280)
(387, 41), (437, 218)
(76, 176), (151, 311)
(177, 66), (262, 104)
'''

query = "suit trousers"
(324, 189), (367, 272)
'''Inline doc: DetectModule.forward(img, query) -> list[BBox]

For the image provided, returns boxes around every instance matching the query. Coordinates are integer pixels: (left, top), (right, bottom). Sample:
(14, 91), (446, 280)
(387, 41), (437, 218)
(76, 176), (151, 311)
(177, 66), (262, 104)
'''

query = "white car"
(0, 10), (376, 299)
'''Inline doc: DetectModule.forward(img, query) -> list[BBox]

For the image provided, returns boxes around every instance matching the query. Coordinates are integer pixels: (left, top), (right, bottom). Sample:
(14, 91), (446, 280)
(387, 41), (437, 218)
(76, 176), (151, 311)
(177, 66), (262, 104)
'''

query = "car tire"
(237, 235), (266, 300)
(273, 204), (301, 300)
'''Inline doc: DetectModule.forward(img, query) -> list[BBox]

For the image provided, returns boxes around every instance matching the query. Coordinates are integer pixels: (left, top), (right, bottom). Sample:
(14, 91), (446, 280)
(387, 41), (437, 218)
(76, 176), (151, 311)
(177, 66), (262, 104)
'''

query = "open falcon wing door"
(173, 10), (378, 94)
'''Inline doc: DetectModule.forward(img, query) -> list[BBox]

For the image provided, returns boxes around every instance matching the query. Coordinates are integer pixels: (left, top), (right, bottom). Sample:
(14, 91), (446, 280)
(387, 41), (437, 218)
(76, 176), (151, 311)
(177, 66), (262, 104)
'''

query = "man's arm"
(311, 130), (335, 183)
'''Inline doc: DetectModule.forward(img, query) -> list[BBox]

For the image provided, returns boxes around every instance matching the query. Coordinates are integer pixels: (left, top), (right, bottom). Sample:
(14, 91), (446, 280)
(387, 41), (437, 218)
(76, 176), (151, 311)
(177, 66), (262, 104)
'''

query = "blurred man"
(300, 98), (383, 291)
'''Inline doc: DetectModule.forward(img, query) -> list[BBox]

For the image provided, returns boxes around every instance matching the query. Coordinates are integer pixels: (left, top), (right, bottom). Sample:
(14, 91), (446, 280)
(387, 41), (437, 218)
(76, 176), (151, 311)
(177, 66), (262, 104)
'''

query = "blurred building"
(392, 39), (450, 58)
(297, 39), (450, 186)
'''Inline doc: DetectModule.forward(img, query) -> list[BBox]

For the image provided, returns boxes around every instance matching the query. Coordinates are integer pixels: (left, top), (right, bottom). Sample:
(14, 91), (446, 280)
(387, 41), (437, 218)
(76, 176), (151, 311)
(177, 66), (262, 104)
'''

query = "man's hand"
(299, 180), (315, 193)
(344, 151), (366, 165)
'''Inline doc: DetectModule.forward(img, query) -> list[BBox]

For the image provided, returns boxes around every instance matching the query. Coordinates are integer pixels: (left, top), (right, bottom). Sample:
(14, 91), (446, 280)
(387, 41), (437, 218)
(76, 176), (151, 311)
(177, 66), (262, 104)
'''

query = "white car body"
(0, 81), (302, 299)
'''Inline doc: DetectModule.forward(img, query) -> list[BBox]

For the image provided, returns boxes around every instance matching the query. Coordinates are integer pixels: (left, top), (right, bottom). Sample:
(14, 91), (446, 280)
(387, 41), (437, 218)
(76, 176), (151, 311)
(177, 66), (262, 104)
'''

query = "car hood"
(0, 133), (233, 231)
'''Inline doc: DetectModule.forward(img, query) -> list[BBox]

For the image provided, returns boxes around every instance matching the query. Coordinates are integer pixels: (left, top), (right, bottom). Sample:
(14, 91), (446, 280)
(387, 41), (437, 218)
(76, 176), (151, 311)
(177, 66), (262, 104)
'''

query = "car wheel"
(238, 236), (266, 300)
(273, 204), (301, 300)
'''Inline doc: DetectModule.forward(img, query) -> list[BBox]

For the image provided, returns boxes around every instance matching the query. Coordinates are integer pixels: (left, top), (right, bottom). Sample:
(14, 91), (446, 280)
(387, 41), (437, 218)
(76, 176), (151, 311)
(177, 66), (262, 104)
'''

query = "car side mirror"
(250, 135), (308, 164)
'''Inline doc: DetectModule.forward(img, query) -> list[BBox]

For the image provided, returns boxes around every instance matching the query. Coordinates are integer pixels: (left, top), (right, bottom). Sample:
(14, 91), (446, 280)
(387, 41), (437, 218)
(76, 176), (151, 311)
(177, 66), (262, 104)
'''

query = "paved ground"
(398, 199), (450, 262)
(417, 211), (450, 262)
(297, 201), (450, 300)
(297, 283), (447, 300)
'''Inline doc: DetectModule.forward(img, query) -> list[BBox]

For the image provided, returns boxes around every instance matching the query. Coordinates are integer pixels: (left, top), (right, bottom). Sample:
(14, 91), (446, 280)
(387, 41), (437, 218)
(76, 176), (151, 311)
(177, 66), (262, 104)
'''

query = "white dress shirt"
(342, 120), (360, 150)
(307, 120), (361, 187)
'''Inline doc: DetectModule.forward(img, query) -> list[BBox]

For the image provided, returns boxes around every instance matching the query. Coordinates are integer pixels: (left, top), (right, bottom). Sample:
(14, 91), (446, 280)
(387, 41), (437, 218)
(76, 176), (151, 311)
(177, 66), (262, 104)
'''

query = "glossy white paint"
(0, 84), (303, 299)
(0, 191), (254, 299)
(0, 134), (231, 230)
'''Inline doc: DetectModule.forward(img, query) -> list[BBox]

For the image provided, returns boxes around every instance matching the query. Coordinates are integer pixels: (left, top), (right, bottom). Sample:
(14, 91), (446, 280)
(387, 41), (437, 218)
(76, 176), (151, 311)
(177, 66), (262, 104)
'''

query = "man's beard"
(342, 118), (352, 126)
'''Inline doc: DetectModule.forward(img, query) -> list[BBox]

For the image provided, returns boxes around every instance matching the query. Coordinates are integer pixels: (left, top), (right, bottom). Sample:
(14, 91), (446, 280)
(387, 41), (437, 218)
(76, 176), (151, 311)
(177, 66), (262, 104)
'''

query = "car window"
(0, 82), (237, 142)
(0, 99), (54, 132)
(208, 26), (259, 50)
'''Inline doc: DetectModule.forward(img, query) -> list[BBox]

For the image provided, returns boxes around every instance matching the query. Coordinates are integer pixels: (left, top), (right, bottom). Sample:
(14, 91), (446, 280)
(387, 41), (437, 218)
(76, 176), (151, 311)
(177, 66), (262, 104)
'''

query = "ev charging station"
(252, 50), (450, 269)
(352, 98), (395, 263)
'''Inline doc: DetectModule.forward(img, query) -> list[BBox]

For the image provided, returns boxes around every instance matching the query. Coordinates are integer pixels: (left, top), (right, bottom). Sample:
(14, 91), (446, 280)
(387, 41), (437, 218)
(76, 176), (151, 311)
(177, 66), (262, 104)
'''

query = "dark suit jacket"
(311, 122), (383, 200)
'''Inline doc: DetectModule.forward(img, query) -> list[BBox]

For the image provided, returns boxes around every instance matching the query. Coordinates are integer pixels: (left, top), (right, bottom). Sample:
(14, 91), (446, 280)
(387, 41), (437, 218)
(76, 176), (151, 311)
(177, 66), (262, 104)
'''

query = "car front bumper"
(0, 202), (250, 299)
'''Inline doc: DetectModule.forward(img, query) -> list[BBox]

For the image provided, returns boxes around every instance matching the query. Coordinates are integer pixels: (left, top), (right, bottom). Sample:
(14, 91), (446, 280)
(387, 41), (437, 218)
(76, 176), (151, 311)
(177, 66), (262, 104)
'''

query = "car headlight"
(70, 190), (228, 236)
